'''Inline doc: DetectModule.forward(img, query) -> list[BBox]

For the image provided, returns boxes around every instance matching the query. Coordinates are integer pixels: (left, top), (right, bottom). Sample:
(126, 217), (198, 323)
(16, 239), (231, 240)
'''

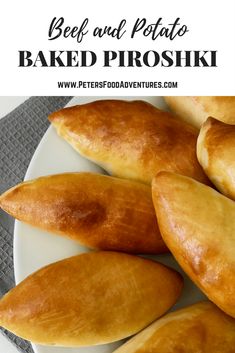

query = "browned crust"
(113, 301), (235, 353)
(152, 171), (235, 318)
(49, 100), (209, 185)
(197, 117), (235, 200)
(0, 172), (167, 254)
(0, 251), (183, 346)
(165, 96), (235, 128)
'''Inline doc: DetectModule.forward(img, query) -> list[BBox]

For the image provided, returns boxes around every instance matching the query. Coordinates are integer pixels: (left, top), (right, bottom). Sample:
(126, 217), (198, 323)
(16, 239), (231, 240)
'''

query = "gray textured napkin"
(0, 96), (72, 353)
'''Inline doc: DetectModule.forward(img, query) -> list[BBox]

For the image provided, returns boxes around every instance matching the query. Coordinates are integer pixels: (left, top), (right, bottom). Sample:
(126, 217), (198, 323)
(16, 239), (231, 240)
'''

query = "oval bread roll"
(113, 301), (235, 353)
(0, 251), (183, 346)
(0, 172), (167, 254)
(164, 96), (235, 128)
(197, 117), (235, 200)
(48, 100), (209, 185)
(152, 171), (235, 318)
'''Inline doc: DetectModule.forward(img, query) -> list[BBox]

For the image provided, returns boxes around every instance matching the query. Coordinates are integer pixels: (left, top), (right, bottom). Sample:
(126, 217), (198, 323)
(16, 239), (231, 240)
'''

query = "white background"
(0, 97), (29, 119)
(0, 0), (234, 95)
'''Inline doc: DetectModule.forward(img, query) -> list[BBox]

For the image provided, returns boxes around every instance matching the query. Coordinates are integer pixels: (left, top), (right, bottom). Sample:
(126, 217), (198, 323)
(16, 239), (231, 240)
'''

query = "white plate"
(14, 96), (206, 353)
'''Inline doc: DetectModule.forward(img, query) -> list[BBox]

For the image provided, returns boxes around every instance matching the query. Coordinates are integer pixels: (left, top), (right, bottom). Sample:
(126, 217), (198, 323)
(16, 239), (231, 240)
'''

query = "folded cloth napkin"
(0, 96), (72, 353)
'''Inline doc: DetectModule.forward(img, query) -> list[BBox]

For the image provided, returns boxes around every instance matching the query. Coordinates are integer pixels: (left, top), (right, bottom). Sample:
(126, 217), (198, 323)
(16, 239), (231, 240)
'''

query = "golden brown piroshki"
(113, 301), (235, 353)
(152, 171), (235, 318)
(49, 100), (209, 185)
(164, 96), (235, 128)
(0, 172), (167, 254)
(0, 251), (183, 346)
(197, 117), (235, 200)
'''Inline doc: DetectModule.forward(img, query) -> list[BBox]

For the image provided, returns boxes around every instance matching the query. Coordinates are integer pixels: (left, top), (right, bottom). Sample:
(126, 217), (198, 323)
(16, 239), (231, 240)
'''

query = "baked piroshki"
(0, 251), (183, 346)
(0, 172), (167, 254)
(164, 96), (235, 128)
(113, 301), (235, 353)
(49, 100), (209, 185)
(197, 117), (235, 200)
(152, 171), (235, 318)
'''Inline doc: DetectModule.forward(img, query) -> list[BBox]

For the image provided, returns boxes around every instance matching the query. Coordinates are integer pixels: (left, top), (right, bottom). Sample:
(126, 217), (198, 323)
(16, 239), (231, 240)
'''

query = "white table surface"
(0, 97), (30, 119)
(0, 96), (30, 353)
